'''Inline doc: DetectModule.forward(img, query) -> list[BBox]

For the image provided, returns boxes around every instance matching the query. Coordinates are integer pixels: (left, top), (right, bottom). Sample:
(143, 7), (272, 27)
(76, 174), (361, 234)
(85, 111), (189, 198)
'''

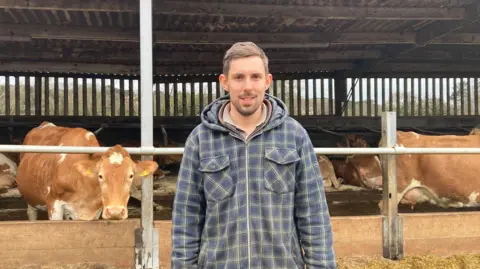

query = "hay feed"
(337, 254), (480, 269)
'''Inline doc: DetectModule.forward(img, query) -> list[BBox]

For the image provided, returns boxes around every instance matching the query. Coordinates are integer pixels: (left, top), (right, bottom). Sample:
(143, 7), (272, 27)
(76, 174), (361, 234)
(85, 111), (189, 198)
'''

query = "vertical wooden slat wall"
(0, 73), (479, 117)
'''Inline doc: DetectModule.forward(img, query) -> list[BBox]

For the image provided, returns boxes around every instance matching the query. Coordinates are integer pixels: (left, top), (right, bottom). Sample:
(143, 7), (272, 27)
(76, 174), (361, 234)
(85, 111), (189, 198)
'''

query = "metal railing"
(1, 144), (480, 155)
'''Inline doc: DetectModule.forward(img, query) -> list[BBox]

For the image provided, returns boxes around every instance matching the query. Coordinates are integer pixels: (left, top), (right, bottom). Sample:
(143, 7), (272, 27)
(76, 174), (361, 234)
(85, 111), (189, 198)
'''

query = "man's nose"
(243, 78), (254, 90)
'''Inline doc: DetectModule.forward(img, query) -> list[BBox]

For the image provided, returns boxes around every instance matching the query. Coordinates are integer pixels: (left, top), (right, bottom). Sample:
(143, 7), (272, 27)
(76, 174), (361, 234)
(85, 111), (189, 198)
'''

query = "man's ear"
(265, 73), (273, 89)
(219, 74), (228, 93)
(74, 160), (98, 178)
(135, 160), (159, 177)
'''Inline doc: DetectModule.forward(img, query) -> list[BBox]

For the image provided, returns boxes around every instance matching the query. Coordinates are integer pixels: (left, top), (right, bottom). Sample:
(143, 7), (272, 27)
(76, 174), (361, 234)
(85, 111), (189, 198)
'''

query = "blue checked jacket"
(171, 94), (336, 269)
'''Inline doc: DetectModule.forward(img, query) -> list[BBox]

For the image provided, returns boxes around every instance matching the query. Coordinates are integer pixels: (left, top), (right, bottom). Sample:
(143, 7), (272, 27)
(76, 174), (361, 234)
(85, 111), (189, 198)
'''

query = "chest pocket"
(199, 155), (235, 202)
(264, 147), (300, 194)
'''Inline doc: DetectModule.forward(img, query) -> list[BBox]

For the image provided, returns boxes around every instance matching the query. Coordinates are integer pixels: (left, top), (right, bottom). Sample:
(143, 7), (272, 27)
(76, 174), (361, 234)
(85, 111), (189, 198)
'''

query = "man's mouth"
(239, 96), (255, 105)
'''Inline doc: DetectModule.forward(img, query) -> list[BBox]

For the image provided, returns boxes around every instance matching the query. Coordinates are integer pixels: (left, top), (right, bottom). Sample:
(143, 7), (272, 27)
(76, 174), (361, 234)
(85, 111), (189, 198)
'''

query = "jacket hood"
(200, 93), (289, 133)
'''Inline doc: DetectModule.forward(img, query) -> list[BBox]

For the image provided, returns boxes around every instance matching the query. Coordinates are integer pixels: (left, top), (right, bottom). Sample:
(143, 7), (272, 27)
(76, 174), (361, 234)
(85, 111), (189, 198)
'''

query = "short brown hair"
(223, 42), (269, 75)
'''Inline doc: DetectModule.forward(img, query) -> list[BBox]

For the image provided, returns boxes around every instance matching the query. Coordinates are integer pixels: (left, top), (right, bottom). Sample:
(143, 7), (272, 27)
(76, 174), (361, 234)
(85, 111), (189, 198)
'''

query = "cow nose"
(103, 206), (127, 220)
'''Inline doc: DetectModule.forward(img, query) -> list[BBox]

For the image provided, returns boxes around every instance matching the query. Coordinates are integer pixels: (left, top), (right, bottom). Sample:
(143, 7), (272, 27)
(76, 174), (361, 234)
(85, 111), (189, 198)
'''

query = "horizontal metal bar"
(314, 147), (480, 154)
(0, 145), (480, 155)
(394, 147), (480, 154)
(0, 145), (184, 155)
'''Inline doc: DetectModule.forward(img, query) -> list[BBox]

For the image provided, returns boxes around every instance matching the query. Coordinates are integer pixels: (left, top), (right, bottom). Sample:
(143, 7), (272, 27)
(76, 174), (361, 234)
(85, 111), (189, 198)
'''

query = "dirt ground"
(14, 254), (480, 269)
(17, 265), (130, 269)
(337, 254), (480, 269)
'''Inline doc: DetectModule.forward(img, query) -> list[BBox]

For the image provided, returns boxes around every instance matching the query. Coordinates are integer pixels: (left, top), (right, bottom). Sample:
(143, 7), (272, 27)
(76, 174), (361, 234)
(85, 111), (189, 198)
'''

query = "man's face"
(219, 56), (272, 117)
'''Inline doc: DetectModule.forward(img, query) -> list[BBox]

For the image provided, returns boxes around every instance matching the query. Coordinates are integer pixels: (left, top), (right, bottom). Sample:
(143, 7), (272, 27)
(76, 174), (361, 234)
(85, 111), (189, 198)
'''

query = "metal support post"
(135, 0), (158, 268)
(380, 112), (403, 260)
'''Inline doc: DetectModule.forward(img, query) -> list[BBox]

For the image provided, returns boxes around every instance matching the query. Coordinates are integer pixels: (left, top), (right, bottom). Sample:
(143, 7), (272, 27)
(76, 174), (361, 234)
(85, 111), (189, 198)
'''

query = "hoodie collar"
(218, 101), (271, 139)
(200, 93), (288, 134)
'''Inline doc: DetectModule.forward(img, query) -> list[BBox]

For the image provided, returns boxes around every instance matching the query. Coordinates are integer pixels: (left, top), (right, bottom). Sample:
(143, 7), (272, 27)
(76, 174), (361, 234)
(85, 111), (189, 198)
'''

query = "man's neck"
(229, 104), (264, 135)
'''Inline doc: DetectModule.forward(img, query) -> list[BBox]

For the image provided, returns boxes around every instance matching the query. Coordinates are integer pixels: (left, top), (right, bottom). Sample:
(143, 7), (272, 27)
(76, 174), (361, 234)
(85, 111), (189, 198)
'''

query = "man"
(171, 41), (336, 269)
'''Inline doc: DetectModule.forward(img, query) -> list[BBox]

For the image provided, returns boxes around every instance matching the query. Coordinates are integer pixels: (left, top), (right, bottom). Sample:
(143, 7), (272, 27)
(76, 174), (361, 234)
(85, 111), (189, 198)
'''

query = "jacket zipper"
(245, 144), (251, 269)
(230, 129), (264, 269)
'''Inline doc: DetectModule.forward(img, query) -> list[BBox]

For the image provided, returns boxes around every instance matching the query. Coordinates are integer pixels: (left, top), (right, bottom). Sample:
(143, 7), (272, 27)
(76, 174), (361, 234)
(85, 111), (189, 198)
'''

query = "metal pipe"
(393, 148), (480, 154)
(136, 0), (158, 268)
(314, 147), (480, 155)
(0, 145), (480, 155)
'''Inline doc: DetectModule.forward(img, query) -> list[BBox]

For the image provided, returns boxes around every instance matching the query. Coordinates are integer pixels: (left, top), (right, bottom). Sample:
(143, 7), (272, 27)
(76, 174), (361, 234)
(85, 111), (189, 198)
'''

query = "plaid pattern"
(171, 94), (336, 269)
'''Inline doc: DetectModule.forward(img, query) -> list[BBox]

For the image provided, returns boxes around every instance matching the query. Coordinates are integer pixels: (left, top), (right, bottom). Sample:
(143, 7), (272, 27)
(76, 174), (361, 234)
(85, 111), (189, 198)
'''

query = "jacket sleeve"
(171, 135), (206, 269)
(295, 127), (337, 269)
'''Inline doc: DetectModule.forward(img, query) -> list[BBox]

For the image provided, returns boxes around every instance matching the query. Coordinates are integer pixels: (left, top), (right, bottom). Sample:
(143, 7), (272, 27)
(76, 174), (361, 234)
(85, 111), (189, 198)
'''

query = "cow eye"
(98, 174), (104, 181)
(129, 174), (134, 179)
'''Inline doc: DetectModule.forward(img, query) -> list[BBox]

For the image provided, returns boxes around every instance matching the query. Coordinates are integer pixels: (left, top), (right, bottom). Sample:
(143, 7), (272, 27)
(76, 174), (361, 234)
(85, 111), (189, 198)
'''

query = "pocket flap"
(265, 147), (300, 165)
(199, 155), (230, 172)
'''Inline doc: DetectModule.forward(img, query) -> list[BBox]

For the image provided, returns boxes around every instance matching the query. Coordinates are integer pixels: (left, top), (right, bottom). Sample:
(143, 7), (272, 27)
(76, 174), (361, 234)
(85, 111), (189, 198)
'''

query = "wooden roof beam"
(0, 0), (469, 20)
(0, 60), (478, 75)
(2, 24), (480, 46)
(0, 61), (355, 75)
(155, 1), (467, 20)
(0, 48), (383, 62)
(0, 0), (138, 12)
(368, 2), (480, 68)
(415, 3), (480, 46)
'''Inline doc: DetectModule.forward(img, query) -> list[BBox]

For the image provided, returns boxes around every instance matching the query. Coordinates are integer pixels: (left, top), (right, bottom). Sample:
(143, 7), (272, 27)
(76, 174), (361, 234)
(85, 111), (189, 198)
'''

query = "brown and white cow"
(330, 159), (346, 183)
(337, 134), (369, 148)
(15, 122), (159, 221)
(330, 134), (372, 187)
(470, 124), (480, 135)
(0, 153), (17, 193)
(316, 155), (342, 189)
(344, 131), (480, 209)
(343, 154), (382, 189)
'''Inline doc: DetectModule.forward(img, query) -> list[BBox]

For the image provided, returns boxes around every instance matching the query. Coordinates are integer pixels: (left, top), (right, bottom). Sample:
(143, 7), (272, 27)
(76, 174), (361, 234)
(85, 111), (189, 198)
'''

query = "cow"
(342, 153), (382, 189)
(343, 130), (480, 210)
(157, 140), (184, 169)
(96, 138), (170, 211)
(330, 159), (346, 183)
(329, 134), (371, 187)
(15, 121), (159, 221)
(316, 154), (342, 189)
(1, 138), (23, 165)
(337, 134), (369, 148)
(470, 124), (480, 135)
(0, 154), (17, 193)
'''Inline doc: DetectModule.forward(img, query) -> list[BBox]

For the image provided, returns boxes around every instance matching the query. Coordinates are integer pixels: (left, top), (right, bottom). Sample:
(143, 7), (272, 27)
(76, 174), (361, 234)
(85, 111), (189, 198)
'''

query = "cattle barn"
(0, 0), (480, 268)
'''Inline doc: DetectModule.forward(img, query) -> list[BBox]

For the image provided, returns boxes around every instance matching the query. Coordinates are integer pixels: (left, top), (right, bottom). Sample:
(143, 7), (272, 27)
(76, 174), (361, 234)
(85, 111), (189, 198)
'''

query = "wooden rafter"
(0, 47), (384, 62)
(415, 3), (480, 46)
(0, 0), (469, 20)
(2, 24), (480, 46)
(0, 60), (478, 75)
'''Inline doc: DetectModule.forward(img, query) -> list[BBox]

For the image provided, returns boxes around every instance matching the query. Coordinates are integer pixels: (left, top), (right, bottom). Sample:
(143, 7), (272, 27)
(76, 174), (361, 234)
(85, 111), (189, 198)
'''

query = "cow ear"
(74, 160), (98, 178)
(134, 160), (159, 177)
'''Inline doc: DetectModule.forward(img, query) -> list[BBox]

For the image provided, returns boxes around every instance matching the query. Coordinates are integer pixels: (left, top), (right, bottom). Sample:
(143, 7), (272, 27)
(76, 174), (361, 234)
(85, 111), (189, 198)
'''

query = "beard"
(231, 95), (262, 117)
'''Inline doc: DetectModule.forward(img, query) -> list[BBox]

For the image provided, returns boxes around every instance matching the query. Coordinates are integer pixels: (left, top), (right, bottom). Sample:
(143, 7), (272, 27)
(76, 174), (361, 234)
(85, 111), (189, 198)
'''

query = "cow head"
(337, 134), (369, 148)
(344, 155), (383, 189)
(336, 134), (381, 188)
(73, 144), (159, 220)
